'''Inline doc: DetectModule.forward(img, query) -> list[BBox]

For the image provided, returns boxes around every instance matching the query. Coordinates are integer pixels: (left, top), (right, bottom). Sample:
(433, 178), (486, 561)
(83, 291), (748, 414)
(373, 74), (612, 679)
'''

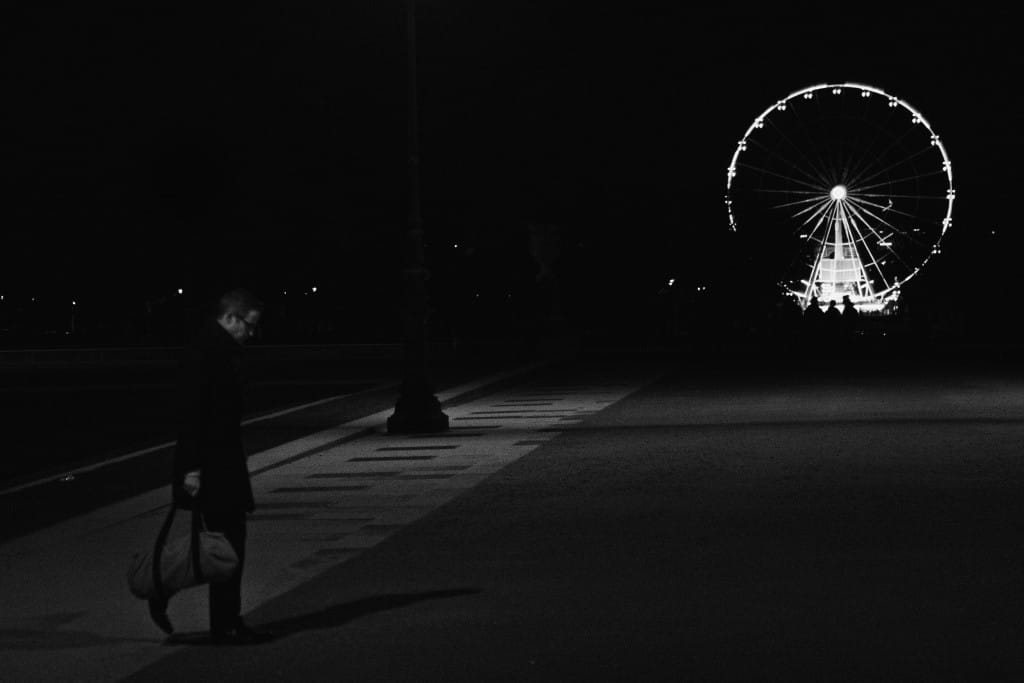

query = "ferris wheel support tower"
(804, 185), (877, 308)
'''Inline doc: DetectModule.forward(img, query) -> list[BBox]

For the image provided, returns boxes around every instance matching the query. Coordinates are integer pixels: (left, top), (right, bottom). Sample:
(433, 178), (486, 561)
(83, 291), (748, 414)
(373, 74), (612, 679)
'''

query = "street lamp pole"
(387, 0), (449, 434)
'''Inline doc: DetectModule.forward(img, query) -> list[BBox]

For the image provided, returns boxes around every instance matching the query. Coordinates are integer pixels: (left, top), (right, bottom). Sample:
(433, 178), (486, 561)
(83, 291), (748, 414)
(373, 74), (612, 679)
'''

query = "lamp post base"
(386, 381), (449, 434)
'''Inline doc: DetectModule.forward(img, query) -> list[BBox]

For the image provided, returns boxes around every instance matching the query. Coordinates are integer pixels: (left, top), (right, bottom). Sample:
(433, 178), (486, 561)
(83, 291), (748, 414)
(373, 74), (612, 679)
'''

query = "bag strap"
(151, 502), (178, 600)
(190, 509), (206, 583)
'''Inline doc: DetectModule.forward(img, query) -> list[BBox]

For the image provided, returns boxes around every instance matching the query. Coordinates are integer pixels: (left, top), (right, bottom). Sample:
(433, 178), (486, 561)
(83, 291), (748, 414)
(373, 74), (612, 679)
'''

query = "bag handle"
(151, 503), (178, 600)
(190, 509), (207, 583)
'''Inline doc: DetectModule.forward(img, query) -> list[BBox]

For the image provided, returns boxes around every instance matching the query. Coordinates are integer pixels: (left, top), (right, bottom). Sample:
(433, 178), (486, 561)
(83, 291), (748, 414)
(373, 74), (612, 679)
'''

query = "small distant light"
(311, 286), (318, 294)
(283, 290), (287, 295)
(453, 243), (459, 249)
(667, 278), (675, 286)
(72, 300), (77, 306)
(59, 473), (75, 483)
(177, 288), (184, 295)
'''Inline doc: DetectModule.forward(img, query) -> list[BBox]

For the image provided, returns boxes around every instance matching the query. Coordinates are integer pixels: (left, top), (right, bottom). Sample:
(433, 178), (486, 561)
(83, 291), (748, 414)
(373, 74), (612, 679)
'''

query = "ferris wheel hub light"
(830, 185), (847, 200)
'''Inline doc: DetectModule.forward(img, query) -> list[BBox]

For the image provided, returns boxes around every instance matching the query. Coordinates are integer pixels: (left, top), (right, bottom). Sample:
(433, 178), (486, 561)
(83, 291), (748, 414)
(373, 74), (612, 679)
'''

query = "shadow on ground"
(164, 588), (481, 646)
(0, 611), (162, 650)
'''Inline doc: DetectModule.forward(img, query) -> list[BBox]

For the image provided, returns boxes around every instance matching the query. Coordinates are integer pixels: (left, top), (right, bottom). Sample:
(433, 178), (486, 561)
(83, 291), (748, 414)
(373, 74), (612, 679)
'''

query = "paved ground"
(0, 343), (518, 489)
(2, 355), (1023, 681)
(0, 349), (524, 541)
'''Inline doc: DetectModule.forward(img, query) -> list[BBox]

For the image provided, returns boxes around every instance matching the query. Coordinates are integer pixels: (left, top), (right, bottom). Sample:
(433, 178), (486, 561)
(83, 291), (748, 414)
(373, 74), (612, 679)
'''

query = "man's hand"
(183, 470), (201, 497)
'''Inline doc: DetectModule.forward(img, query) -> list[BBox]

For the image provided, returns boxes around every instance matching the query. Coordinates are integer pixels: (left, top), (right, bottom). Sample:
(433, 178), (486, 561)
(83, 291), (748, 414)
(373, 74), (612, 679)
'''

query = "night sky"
(1, 3), (1018, 339)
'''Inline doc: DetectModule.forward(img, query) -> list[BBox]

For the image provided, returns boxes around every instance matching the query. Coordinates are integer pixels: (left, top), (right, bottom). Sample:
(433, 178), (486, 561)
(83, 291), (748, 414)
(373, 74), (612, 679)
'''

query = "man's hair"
(216, 288), (264, 319)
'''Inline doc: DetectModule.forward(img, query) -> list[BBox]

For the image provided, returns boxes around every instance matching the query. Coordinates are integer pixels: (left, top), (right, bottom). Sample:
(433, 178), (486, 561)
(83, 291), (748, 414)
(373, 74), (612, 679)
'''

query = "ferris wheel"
(725, 83), (954, 311)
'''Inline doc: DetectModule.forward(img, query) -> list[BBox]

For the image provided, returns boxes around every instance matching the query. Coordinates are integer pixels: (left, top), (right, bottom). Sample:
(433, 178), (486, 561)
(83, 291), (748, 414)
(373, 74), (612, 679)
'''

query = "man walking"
(153, 288), (268, 643)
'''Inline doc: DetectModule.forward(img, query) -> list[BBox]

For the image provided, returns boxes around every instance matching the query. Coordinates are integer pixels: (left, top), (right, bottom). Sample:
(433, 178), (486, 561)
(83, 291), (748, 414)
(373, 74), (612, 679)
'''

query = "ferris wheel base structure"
(794, 283), (897, 314)
(797, 247), (898, 313)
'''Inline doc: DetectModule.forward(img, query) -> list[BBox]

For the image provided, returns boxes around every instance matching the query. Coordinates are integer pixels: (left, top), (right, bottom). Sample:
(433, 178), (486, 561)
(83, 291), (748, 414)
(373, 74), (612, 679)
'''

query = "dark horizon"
(0, 4), (1017, 345)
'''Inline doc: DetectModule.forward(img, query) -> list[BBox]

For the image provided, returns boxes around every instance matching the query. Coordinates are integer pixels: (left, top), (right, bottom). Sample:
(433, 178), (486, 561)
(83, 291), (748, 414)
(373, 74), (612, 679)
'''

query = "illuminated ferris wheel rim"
(724, 82), (955, 304)
(728, 83), (954, 196)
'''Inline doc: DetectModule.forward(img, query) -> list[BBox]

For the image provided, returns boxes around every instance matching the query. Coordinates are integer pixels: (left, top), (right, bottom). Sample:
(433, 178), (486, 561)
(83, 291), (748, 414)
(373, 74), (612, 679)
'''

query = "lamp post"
(387, 0), (449, 434)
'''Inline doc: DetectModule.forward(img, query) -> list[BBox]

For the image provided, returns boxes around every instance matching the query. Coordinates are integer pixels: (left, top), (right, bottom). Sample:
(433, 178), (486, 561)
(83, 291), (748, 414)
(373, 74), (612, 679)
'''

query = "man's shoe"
(148, 597), (173, 635)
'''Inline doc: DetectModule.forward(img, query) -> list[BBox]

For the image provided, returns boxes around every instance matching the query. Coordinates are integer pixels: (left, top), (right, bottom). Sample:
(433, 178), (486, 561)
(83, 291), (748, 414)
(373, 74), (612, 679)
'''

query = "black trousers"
(203, 508), (247, 633)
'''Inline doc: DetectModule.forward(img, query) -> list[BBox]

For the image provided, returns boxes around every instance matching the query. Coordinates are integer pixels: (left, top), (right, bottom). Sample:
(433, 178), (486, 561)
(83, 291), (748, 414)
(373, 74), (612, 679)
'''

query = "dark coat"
(172, 319), (255, 513)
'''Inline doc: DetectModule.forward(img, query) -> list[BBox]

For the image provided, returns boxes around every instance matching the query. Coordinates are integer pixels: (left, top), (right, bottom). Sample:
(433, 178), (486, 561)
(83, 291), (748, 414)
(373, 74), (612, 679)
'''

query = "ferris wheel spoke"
(798, 200), (835, 243)
(844, 103), (905, 188)
(752, 187), (828, 196)
(743, 137), (833, 192)
(802, 203), (836, 297)
(841, 195), (919, 221)
(836, 205), (879, 285)
(792, 197), (833, 225)
(843, 204), (916, 282)
(840, 203), (893, 292)
(736, 161), (830, 195)
(833, 140), (866, 187)
(844, 197), (931, 256)
(791, 202), (832, 253)
(847, 144), (940, 192)
(849, 167), (950, 195)
(846, 94), (898, 181)
(762, 114), (836, 190)
(846, 191), (948, 201)
(846, 119), (928, 188)
(774, 194), (831, 212)
(742, 136), (823, 185)
(845, 196), (924, 241)
(808, 93), (843, 187)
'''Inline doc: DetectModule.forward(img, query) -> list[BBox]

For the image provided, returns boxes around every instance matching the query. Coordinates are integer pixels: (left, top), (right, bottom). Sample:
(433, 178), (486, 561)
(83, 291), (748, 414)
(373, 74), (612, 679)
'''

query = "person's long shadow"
(262, 588), (480, 634)
(167, 588), (480, 645)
